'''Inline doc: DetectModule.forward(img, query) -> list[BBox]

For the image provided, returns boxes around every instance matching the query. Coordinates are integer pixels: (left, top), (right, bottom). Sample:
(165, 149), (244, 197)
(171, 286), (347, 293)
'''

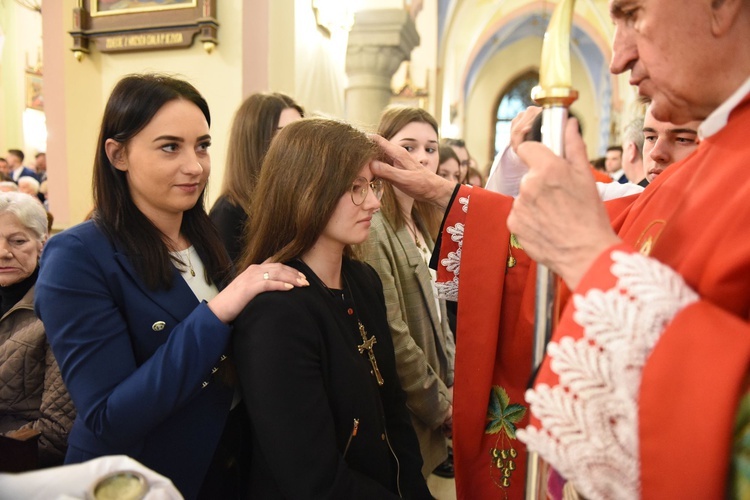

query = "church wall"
(0, 1), (44, 158)
(270, 0), (297, 96)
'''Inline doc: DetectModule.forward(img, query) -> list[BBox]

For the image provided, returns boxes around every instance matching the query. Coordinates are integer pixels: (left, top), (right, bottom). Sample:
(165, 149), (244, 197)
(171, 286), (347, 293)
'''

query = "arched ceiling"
(438, 0), (615, 104)
(436, 0), (626, 158)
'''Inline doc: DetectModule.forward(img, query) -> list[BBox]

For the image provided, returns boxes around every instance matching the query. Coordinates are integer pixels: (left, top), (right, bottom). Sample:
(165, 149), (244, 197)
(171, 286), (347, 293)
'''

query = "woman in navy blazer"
(35, 74), (307, 499)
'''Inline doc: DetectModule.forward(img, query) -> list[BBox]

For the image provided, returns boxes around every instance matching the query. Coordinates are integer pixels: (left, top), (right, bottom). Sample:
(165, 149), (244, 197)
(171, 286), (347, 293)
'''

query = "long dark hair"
(220, 92), (304, 212)
(92, 74), (231, 290)
(240, 118), (378, 269)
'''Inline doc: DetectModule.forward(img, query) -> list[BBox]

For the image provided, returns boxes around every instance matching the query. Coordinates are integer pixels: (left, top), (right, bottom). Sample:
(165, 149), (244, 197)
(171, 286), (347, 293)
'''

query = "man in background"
(604, 145), (627, 182)
(0, 158), (9, 182)
(642, 104), (701, 183)
(621, 117), (647, 186)
(6, 150), (38, 183)
(34, 153), (47, 183)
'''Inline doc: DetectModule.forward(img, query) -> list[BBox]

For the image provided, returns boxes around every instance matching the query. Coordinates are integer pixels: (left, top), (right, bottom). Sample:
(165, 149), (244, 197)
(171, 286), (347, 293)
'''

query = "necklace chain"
(404, 218), (423, 250)
(184, 247), (196, 277)
(300, 258), (385, 387)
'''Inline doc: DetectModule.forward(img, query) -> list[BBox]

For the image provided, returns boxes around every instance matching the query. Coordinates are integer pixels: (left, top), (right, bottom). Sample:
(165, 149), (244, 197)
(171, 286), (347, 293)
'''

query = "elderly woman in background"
(0, 192), (74, 469)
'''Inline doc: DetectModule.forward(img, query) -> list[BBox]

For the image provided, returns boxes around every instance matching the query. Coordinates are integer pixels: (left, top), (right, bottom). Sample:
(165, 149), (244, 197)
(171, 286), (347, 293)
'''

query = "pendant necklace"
(405, 218), (423, 251)
(183, 247), (196, 277)
(342, 273), (385, 386)
(300, 257), (385, 387)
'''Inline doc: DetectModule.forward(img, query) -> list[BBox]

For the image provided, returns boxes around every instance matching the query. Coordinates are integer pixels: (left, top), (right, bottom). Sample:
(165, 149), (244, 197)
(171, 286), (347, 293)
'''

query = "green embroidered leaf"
(504, 403), (526, 424)
(510, 233), (523, 250)
(732, 392), (750, 499)
(485, 385), (528, 440)
(502, 420), (518, 440)
(485, 419), (506, 435)
(498, 385), (510, 406)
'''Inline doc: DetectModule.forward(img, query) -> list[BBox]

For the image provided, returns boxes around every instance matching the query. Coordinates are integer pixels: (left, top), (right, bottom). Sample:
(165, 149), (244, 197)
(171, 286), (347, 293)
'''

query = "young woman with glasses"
(233, 118), (432, 499)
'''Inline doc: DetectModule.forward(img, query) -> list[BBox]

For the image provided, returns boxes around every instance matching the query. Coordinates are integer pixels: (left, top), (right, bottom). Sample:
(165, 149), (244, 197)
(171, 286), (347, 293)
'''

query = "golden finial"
(531, 0), (579, 108)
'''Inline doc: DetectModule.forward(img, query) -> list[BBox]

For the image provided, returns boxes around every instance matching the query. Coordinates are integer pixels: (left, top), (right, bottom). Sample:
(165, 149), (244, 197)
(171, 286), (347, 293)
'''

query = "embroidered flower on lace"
(438, 246), (461, 301)
(436, 194), (470, 301)
(442, 247), (461, 274)
(436, 278), (459, 301)
(517, 250), (698, 500)
(447, 222), (464, 243)
(459, 195), (470, 213)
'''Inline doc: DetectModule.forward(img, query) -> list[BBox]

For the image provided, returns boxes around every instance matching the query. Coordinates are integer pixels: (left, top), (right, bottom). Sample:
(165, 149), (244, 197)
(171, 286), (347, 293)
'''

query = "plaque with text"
(70, 0), (218, 57)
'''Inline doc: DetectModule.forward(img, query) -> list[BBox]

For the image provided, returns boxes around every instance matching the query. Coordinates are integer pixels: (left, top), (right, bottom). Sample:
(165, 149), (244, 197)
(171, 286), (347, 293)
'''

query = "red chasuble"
(532, 93), (750, 499)
(439, 94), (750, 498)
(437, 186), (537, 499)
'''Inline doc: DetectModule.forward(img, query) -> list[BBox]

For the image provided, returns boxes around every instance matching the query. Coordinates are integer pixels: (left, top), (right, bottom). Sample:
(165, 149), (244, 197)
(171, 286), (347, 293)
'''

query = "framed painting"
(25, 71), (44, 112)
(91, 0), (196, 17)
(70, 0), (218, 58)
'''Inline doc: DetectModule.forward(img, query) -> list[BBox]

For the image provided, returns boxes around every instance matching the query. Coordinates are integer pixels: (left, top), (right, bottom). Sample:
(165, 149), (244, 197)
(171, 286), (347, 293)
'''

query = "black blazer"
(233, 258), (431, 499)
(209, 195), (248, 264)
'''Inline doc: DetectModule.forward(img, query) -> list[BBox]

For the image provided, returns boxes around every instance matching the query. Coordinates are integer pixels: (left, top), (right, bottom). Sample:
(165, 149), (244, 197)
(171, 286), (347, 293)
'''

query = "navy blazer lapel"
(113, 249), (200, 323)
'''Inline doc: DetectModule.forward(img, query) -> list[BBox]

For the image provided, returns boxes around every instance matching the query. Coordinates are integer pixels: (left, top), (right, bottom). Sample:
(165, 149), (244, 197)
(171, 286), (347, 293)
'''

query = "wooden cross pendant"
(357, 321), (384, 386)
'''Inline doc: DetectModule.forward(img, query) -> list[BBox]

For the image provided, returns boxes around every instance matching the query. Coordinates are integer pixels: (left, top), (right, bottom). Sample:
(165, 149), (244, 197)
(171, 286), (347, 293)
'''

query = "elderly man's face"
(642, 106), (701, 183)
(608, 0), (721, 124)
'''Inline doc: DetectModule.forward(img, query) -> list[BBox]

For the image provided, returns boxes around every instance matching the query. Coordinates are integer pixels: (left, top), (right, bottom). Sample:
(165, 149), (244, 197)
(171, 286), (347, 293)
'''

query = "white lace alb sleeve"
(517, 250), (698, 500)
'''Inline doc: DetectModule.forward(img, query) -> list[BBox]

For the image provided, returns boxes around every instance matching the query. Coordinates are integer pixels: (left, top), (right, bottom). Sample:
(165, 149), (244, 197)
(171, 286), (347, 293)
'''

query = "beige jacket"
(0, 285), (75, 467)
(363, 212), (456, 477)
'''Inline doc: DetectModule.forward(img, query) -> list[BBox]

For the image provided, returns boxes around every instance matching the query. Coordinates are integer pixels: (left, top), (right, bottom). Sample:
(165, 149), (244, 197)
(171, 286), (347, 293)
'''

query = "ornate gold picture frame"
(70, 0), (218, 59)
(25, 71), (44, 111)
(91, 0), (196, 17)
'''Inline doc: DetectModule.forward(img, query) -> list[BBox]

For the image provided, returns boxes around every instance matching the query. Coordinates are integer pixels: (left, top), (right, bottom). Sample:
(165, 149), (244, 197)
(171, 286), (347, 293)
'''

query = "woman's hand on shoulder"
(208, 260), (309, 324)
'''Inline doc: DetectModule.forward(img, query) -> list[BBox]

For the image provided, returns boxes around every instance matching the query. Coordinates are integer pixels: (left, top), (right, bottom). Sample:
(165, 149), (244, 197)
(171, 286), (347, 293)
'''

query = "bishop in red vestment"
(371, 1), (750, 497)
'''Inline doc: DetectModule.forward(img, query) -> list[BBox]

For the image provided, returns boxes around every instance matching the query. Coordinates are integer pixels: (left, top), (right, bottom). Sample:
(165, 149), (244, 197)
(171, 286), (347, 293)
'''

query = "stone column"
(345, 9), (420, 130)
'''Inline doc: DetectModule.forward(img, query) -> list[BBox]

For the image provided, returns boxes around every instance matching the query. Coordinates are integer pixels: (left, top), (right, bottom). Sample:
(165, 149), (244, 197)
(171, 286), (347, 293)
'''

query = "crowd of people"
(1, 1), (748, 499)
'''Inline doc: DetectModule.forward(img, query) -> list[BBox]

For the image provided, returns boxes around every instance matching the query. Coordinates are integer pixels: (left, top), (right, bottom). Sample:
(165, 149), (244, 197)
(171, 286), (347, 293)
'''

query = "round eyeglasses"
(350, 177), (384, 206)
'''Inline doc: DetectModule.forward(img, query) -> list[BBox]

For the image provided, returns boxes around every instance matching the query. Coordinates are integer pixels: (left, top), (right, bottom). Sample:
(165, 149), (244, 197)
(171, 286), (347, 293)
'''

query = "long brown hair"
(240, 118), (378, 269)
(92, 74), (231, 290)
(376, 105), (442, 240)
(220, 92), (304, 212)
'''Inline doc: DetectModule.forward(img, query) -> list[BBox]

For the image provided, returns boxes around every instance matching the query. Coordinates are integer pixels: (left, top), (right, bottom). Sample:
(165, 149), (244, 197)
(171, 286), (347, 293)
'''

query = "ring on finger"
(263, 272), (270, 280)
